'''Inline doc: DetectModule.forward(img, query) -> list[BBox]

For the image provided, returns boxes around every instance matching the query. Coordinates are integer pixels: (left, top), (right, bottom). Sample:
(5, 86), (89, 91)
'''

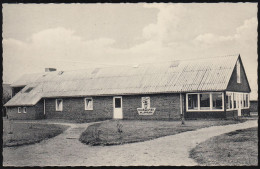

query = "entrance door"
(113, 96), (123, 119)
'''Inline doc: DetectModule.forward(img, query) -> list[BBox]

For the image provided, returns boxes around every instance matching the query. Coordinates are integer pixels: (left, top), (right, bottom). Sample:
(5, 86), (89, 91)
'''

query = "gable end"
(226, 55), (251, 92)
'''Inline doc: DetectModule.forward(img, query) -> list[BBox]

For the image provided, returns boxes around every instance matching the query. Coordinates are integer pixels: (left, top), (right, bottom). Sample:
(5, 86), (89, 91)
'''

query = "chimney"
(45, 68), (57, 72)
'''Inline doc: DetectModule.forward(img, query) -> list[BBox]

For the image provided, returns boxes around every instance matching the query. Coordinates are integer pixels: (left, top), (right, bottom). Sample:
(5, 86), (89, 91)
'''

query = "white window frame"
(186, 92), (224, 112)
(243, 93), (250, 108)
(56, 99), (63, 111)
(226, 92), (234, 110)
(226, 92), (250, 110)
(18, 107), (22, 113)
(237, 60), (241, 83)
(23, 107), (27, 113)
(84, 97), (93, 110)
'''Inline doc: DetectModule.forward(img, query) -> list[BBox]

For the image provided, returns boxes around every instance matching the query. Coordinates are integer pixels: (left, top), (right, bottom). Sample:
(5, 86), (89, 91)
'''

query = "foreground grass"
(3, 120), (68, 147)
(190, 127), (258, 166)
(80, 119), (245, 146)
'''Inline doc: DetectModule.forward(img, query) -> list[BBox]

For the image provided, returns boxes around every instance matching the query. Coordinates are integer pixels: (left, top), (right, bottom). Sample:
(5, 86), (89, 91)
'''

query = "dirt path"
(3, 120), (257, 166)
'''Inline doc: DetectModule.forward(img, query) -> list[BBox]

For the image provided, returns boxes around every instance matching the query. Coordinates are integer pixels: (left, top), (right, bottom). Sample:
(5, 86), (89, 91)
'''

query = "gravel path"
(3, 120), (257, 166)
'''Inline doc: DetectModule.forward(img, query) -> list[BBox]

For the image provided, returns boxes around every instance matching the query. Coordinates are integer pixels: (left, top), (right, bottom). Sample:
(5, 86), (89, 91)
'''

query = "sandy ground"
(3, 120), (257, 166)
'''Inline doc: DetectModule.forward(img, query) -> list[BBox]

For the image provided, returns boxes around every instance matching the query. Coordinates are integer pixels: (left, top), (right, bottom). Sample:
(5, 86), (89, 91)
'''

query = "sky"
(2, 3), (258, 99)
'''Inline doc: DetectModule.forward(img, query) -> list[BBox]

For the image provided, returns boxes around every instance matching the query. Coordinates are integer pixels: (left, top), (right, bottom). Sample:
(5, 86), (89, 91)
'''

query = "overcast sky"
(3, 3), (258, 99)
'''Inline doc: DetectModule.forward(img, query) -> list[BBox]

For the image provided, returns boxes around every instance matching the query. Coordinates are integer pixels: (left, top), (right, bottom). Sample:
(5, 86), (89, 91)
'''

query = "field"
(190, 127), (258, 166)
(80, 119), (245, 146)
(3, 119), (68, 147)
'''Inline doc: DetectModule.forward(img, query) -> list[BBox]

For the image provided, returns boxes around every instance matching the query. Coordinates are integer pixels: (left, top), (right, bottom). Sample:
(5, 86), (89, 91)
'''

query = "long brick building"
(4, 54), (251, 120)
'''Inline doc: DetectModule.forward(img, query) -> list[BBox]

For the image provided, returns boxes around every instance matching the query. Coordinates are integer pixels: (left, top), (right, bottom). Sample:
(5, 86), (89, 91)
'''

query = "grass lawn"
(80, 119), (245, 146)
(3, 119), (69, 147)
(190, 127), (258, 166)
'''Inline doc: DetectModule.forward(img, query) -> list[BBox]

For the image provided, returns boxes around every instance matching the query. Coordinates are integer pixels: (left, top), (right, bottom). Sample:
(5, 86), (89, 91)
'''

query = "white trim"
(23, 107), (27, 113)
(209, 93), (213, 110)
(237, 60), (241, 83)
(113, 96), (123, 119)
(84, 97), (93, 110)
(56, 99), (63, 111)
(18, 107), (22, 113)
(197, 94), (200, 110)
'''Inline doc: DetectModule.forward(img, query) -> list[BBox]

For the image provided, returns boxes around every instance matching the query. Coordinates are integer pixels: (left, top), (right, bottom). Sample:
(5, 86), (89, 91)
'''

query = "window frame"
(226, 92), (250, 110)
(56, 99), (63, 111)
(226, 92), (233, 110)
(23, 107), (27, 113)
(84, 97), (93, 110)
(18, 107), (22, 113)
(186, 92), (224, 112)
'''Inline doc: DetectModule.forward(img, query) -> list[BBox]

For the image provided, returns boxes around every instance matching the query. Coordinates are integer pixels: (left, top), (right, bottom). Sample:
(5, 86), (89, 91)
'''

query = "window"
(24, 87), (34, 93)
(23, 107), (27, 113)
(237, 60), (241, 83)
(18, 107), (22, 113)
(212, 92), (223, 110)
(56, 99), (63, 111)
(233, 93), (237, 109)
(188, 94), (198, 110)
(200, 94), (210, 110)
(240, 93), (243, 108)
(85, 98), (93, 110)
(115, 98), (121, 108)
(187, 92), (224, 111)
(226, 92), (233, 110)
(141, 97), (150, 109)
(244, 93), (249, 108)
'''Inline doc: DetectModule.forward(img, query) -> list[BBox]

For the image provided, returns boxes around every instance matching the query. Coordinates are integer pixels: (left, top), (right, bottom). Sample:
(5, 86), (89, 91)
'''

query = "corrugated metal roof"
(5, 55), (239, 106)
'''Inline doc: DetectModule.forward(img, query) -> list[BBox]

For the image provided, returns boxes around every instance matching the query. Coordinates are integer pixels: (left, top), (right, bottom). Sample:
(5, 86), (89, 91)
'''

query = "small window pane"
(18, 107), (21, 113)
(85, 98), (93, 110)
(244, 93), (249, 108)
(212, 93), (223, 110)
(56, 99), (63, 111)
(200, 94), (210, 110)
(23, 107), (27, 113)
(233, 93), (237, 109)
(226, 92), (232, 109)
(188, 94), (198, 110)
(115, 98), (121, 108)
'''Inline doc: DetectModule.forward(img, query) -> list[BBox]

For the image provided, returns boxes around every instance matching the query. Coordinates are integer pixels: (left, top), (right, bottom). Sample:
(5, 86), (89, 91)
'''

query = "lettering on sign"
(137, 97), (156, 115)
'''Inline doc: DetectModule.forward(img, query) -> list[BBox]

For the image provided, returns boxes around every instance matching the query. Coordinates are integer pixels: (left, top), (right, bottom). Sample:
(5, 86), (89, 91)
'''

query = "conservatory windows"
(187, 92), (224, 111)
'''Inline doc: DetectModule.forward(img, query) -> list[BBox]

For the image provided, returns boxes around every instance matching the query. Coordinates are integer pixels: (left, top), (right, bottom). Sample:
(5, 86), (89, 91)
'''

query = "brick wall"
(184, 111), (226, 119)
(250, 101), (258, 112)
(44, 94), (181, 121)
(122, 93), (181, 120)
(226, 110), (238, 119)
(44, 96), (113, 121)
(35, 100), (44, 119)
(7, 106), (37, 120)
